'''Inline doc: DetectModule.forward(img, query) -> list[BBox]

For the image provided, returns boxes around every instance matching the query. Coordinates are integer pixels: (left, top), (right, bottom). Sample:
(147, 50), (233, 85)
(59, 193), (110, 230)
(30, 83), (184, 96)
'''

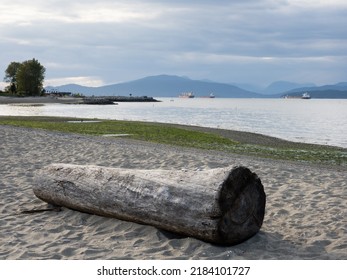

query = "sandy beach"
(0, 125), (346, 259)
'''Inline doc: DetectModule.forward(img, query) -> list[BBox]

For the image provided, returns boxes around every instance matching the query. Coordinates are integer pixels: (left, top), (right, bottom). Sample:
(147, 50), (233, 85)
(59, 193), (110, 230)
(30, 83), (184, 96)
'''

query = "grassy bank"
(0, 116), (346, 167)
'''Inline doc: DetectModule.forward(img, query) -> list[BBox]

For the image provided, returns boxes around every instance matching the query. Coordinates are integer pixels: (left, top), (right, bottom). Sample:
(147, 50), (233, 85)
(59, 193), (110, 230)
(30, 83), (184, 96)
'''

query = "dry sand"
(0, 125), (346, 259)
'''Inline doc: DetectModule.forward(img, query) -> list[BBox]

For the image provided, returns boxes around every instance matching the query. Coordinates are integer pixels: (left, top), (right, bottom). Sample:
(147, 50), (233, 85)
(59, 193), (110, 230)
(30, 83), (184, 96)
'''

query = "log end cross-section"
(217, 166), (266, 245)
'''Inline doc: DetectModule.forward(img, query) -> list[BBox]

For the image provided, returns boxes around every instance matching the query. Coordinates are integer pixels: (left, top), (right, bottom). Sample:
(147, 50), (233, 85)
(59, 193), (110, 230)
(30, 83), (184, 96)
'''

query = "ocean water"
(1, 98), (346, 148)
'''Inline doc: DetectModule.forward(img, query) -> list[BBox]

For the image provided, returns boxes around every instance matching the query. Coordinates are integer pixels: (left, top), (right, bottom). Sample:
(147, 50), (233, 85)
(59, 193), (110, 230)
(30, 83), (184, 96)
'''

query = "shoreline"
(157, 122), (347, 150)
(0, 96), (83, 104)
(0, 97), (346, 150)
(0, 116), (346, 168)
(1, 114), (346, 151)
(2, 122), (345, 172)
(0, 95), (160, 104)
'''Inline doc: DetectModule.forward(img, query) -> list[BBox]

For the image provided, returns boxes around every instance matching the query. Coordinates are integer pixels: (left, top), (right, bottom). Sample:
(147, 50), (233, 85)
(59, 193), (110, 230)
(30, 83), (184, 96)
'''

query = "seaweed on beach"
(0, 116), (346, 167)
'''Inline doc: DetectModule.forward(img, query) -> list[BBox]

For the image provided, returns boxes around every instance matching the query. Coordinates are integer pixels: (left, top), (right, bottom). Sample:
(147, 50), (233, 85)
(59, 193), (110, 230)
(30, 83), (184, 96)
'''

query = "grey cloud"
(1, 0), (346, 86)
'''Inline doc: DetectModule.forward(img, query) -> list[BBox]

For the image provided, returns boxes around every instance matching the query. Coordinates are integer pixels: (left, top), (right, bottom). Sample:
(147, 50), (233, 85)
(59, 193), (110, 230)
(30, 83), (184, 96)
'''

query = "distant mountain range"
(261, 81), (317, 95)
(46, 75), (262, 98)
(282, 82), (347, 99)
(46, 75), (347, 99)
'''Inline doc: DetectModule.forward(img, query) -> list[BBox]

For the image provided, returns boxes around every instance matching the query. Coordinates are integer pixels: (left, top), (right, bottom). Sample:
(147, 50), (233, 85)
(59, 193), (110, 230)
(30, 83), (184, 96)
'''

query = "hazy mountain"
(263, 81), (316, 95)
(281, 82), (347, 98)
(45, 84), (96, 95)
(230, 81), (317, 95)
(46, 75), (263, 98)
(282, 90), (347, 99)
(335, 82), (347, 89)
(46, 75), (347, 98)
(256, 81), (347, 98)
(286, 82), (347, 93)
(229, 83), (263, 94)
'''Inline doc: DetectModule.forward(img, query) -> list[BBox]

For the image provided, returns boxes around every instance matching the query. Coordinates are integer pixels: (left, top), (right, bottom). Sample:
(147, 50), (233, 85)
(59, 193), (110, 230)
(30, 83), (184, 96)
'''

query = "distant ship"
(301, 92), (311, 99)
(201, 93), (216, 98)
(179, 92), (194, 98)
(283, 92), (311, 99)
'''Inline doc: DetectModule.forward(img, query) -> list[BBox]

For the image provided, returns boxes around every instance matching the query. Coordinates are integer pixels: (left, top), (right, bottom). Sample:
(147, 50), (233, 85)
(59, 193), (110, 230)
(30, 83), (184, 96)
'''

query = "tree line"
(3, 58), (45, 96)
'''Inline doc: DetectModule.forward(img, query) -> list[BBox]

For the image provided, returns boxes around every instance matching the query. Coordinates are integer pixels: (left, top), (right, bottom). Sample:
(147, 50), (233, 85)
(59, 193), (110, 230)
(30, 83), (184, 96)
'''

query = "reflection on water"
(1, 98), (346, 148)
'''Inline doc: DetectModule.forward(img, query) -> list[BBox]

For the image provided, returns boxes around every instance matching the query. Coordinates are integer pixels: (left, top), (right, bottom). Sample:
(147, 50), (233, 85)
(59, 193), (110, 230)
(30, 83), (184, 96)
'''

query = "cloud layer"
(1, 0), (346, 87)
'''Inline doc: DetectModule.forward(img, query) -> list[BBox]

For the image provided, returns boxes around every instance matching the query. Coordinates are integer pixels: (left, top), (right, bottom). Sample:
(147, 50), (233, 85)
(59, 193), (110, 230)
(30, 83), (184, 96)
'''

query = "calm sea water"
(1, 98), (346, 148)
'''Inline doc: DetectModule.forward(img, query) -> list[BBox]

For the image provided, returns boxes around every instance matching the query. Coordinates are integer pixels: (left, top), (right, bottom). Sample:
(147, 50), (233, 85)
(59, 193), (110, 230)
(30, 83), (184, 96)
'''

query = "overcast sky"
(1, 0), (346, 89)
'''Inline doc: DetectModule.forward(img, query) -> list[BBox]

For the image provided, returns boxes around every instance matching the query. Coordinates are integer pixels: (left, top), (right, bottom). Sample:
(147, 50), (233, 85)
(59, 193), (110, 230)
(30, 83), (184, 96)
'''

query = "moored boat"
(179, 92), (194, 98)
(201, 93), (216, 98)
(283, 92), (311, 99)
(301, 92), (311, 99)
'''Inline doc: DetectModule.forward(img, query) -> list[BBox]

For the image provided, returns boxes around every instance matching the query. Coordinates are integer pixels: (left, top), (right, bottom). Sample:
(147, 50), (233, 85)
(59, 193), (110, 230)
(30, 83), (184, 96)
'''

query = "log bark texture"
(33, 164), (266, 245)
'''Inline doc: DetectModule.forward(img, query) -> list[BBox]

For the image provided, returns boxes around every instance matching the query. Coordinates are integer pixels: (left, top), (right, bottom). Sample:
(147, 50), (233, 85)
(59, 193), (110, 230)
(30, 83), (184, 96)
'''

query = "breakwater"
(83, 96), (160, 104)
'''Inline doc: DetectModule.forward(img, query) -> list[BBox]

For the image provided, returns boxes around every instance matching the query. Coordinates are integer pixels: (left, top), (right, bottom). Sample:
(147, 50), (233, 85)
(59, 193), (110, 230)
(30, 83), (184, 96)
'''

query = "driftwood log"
(33, 164), (266, 245)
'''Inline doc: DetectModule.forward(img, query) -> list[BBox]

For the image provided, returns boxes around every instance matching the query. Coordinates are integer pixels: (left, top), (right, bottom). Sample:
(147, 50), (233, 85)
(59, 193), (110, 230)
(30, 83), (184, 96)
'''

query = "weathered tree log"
(33, 164), (266, 245)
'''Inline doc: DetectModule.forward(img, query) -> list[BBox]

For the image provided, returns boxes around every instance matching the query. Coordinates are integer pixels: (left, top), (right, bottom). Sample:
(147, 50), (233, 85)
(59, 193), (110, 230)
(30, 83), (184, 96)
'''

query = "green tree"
(16, 58), (46, 96)
(4, 61), (21, 94)
(4, 59), (46, 96)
